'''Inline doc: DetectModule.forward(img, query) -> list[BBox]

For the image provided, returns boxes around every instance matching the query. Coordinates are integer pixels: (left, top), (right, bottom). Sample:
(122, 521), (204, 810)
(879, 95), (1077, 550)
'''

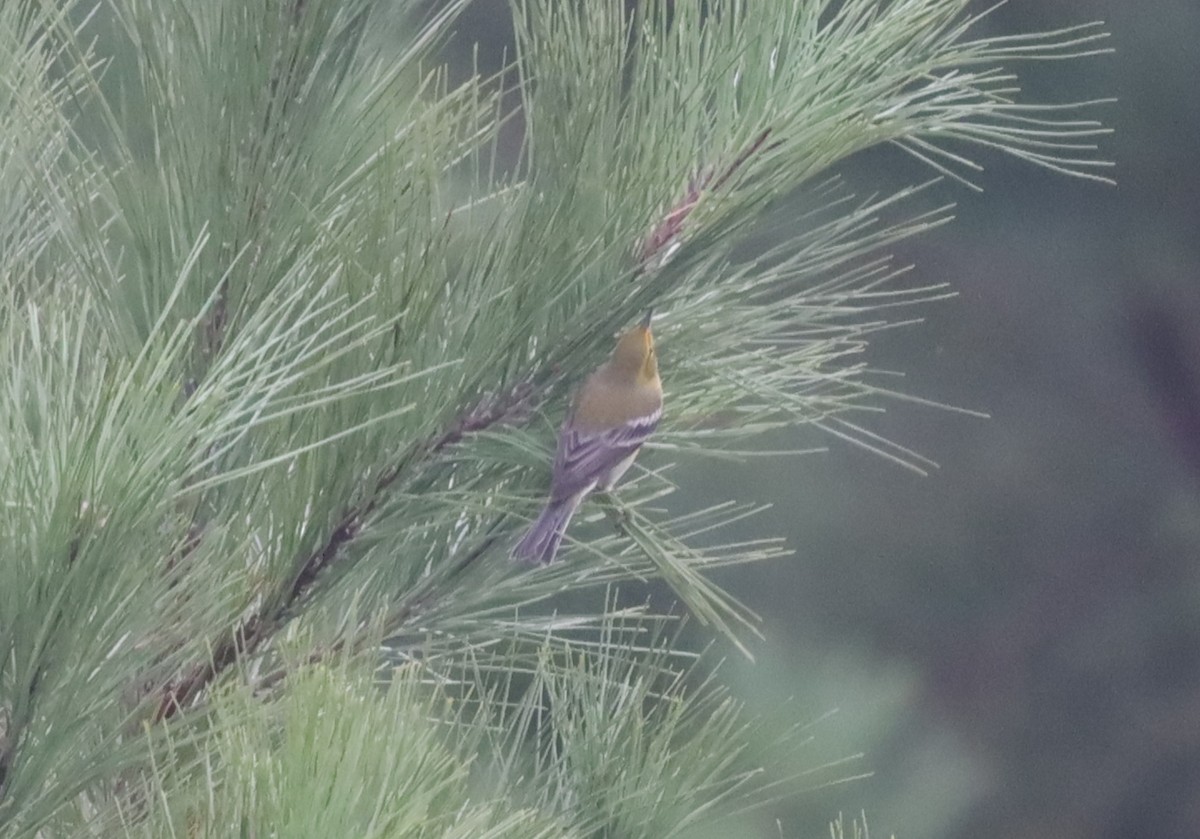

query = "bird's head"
(609, 310), (659, 384)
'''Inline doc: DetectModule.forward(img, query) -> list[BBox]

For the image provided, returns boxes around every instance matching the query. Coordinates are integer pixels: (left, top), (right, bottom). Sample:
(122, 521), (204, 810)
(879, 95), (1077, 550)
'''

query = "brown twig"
(636, 128), (777, 270)
(253, 522), (507, 696)
(151, 381), (534, 722)
(0, 711), (10, 797)
(287, 381), (533, 605)
(709, 128), (775, 193)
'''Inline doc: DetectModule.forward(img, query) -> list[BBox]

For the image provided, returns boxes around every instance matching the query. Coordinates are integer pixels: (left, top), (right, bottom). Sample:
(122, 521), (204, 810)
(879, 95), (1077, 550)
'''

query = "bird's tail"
(512, 494), (582, 565)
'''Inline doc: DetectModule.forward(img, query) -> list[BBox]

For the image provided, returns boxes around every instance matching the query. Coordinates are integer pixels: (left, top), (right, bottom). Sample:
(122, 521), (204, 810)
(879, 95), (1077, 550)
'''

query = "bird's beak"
(640, 308), (654, 329)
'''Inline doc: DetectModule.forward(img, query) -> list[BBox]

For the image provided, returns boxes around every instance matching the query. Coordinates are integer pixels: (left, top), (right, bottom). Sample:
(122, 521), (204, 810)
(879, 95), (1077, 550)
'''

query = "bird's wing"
(550, 410), (660, 500)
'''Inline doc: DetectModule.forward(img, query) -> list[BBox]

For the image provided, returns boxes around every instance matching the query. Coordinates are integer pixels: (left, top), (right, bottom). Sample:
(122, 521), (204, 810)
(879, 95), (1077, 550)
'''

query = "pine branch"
(153, 380), (535, 721)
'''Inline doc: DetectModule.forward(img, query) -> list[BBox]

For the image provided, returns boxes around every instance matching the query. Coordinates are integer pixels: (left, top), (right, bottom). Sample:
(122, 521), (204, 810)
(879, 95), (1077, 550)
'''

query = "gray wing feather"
(550, 412), (659, 500)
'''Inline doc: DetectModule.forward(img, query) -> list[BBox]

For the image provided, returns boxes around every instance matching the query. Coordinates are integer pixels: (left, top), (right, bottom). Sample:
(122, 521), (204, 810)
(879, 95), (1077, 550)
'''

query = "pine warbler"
(513, 311), (663, 565)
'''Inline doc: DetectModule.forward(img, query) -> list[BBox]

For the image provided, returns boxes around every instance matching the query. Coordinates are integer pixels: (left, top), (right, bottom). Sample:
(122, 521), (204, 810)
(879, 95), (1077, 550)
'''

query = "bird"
(513, 310), (663, 565)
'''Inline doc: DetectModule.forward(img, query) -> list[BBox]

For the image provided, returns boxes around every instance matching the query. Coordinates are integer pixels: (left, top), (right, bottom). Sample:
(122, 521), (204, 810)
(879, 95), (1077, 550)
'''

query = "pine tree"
(0, 1), (1109, 835)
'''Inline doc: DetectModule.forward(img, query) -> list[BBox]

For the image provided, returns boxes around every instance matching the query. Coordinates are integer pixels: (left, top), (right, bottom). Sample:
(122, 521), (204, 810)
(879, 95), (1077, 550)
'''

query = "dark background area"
(446, 1), (1200, 836)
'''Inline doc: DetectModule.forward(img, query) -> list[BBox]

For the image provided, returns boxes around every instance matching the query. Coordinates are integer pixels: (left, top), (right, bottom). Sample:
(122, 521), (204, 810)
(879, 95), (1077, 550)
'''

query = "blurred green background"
(442, 1), (1199, 836)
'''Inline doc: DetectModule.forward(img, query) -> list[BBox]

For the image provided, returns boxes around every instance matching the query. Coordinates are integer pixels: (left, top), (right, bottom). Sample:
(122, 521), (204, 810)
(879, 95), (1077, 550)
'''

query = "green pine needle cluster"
(0, 0), (1108, 835)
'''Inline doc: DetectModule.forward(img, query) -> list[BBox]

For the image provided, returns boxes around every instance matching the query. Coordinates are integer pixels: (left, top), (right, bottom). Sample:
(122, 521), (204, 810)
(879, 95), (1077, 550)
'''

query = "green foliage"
(0, 0), (1107, 835)
(121, 618), (835, 838)
(123, 656), (568, 839)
